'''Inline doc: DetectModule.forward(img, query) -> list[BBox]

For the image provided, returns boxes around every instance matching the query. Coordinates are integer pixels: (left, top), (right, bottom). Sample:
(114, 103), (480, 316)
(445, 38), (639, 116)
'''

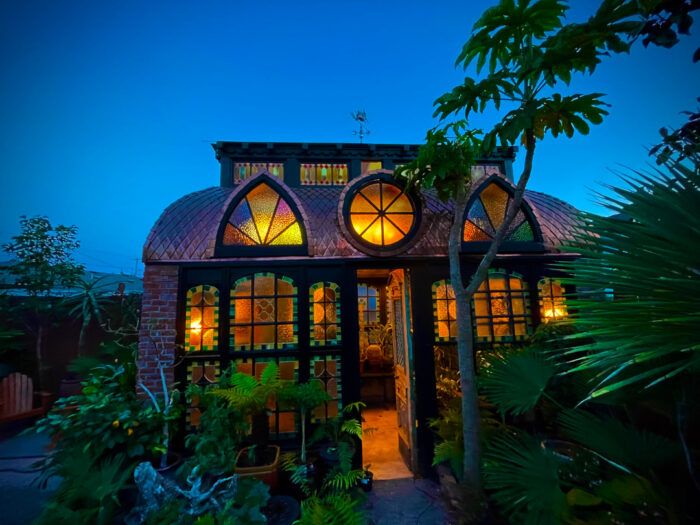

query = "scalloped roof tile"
(143, 178), (581, 263)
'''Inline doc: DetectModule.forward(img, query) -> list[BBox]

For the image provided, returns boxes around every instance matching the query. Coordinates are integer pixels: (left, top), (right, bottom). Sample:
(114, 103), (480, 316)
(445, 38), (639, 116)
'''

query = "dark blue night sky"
(1, 1), (697, 276)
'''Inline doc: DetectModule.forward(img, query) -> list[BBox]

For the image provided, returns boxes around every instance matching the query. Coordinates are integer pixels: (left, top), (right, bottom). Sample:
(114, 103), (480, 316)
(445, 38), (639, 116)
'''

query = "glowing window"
(300, 163), (348, 185)
(432, 280), (457, 342)
(357, 284), (379, 324)
(230, 273), (297, 351)
(234, 162), (284, 183)
(234, 358), (298, 438)
(310, 354), (342, 422)
(310, 282), (341, 346)
(185, 285), (219, 352)
(463, 182), (535, 242)
(223, 182), (303, 246)
(186, 360), (220, 427)
(539, 278), (568, 322)
(473, 271), (531, 342)
(349, 181), (416, 247)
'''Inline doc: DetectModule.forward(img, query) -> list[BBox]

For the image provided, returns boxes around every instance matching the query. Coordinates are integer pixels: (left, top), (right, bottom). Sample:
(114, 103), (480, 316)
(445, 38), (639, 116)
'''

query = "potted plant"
(311, 401), (365, 467)
(210, 362), (283, 488)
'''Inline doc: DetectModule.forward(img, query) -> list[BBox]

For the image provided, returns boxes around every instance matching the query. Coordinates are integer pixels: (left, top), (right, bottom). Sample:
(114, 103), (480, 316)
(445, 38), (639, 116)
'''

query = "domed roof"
(143, 173), (582, 263)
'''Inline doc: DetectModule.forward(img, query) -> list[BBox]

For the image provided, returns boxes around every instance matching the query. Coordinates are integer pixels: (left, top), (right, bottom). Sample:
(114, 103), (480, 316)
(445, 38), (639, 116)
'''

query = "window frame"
(472, 269), (532, 343)
(461, 175), (544, 253)
(339, 172), (423, 257)
(215, 173), (309, 258)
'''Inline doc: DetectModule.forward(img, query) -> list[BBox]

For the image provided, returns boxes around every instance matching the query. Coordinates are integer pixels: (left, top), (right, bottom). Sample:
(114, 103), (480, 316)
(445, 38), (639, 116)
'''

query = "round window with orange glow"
(348, 180), (417, 247)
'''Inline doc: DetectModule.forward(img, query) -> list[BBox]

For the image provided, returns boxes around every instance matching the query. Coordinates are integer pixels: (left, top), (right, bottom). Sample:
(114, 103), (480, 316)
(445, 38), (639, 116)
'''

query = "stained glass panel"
(508, 221), (535, 241)
(234, 162), (283, 183)
(349, 181), (416, 247)
(186, 360), (221, 427)
(230, 273), (298, 351)
(311, 354), (342, 421)
(467, 199), (495, 236)
(432, 280), (457, 342)
(472, 271), (531, 343)
(309, 282), (341, 346)
(463, 220), (491, 241)
(185, 285), (219, 352)
(224, 182), (303, 247)
(538, 278), (567, 321)
(480, 184), (509, 230)
(300, 163), (348, 186)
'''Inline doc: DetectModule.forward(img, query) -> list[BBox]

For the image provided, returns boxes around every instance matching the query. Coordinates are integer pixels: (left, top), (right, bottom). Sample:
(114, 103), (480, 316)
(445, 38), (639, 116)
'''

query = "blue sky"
(1, 0), (697, 276)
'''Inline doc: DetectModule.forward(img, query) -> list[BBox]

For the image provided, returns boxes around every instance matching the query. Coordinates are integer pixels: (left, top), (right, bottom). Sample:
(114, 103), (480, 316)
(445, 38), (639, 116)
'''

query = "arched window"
(432, 280), (457, 342)
(462, 178), (542, 251)
(473, 271), (532, 342)
(184, 285), (219, 352)
(217, 176), (307, 257)
(230, 273), (298, 351)
(309, 282), (341, 346)
(538, 278), (568, 322)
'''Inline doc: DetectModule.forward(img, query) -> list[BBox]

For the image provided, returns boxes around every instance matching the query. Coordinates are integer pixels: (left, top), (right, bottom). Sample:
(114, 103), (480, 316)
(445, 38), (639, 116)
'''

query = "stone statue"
(125, 462), (239, 524)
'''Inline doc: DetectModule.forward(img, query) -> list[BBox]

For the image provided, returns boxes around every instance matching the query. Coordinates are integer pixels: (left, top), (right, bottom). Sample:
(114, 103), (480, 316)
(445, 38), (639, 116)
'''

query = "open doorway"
(356, 268), (414, 480)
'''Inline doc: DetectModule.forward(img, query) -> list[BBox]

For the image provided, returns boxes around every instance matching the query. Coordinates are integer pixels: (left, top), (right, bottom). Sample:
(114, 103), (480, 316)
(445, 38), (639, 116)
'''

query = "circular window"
(347, 180), (418, 248)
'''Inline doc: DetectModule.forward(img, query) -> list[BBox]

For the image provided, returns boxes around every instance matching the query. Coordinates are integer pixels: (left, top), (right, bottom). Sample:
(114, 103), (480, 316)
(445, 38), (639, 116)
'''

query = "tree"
(2, 216), (84, 387)
(396, 0), (659, 487)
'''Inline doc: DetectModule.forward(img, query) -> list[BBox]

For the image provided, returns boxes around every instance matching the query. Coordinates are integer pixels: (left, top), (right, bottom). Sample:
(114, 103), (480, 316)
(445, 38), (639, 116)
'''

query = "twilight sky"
(1, 0), (697, 276)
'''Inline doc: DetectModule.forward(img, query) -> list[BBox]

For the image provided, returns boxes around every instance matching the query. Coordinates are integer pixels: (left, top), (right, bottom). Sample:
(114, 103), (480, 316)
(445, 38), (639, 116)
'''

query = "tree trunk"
(451, 131), (537, 486)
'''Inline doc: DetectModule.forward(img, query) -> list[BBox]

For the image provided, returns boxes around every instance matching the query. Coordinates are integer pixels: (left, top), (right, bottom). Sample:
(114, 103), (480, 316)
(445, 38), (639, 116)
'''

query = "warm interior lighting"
(190, 319), (202, 333)
(349, 181), (415, 247)
(543, 307), (566, 321)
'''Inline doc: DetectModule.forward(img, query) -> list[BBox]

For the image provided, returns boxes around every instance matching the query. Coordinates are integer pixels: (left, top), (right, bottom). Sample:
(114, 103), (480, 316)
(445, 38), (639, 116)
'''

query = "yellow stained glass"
(349, 181), (416, 247)
(225, 182), (303, 246)
(270, 222), (302, 245)
(480, 183), (509, 230)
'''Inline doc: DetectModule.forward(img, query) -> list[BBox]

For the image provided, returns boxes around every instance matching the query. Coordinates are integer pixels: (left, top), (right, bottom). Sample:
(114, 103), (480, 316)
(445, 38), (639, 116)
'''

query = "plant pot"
(58, 375), (83, 397)
(360, 469), (373, 492)
(235, 445), (281, 490)
(263, 494), (300, 525)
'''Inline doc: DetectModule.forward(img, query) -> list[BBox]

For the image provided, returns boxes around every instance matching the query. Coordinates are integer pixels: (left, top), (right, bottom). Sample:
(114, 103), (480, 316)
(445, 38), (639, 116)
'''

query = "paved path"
(0, 421), (59, 525)
(363, 478), (454, 525)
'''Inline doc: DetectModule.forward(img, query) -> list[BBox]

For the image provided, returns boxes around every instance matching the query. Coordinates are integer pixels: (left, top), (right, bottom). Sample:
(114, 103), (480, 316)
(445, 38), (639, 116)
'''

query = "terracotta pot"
(234, 445), (281, 490)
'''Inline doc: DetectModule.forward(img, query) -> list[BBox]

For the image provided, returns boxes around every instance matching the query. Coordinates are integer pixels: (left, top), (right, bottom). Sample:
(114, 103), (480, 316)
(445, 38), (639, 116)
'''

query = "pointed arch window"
(218, 177), (307, 256)
(462, 179), (542, 252)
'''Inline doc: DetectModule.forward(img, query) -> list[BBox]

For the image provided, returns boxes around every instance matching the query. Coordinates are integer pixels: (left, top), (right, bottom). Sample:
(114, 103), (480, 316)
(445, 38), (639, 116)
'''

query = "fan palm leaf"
(483, 431), (568, 525)
(559, 160), (700, 399)
(480, 350), (559, 416)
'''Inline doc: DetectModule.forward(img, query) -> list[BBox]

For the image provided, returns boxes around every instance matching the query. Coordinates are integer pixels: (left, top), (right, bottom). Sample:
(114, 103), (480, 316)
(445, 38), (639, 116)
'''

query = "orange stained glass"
(224, 182), (303, 246)
(480, 183), (509, 230)
(349, 181), (415, 247)
(185, 285), (219, 352)
(539, 278), (568, 321)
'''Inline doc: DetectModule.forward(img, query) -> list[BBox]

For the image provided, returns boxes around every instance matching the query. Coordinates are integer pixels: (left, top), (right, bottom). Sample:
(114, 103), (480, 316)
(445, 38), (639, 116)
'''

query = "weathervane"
(351, 110), (370, 143)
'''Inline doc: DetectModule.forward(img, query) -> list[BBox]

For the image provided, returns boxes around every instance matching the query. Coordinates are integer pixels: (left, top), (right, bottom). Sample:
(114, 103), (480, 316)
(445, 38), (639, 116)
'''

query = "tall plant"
(396, 0), (642, 486)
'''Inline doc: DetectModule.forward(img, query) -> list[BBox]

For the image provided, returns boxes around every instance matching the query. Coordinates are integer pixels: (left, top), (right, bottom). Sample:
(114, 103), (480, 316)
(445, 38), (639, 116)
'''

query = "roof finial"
(351, 110), (370, 143)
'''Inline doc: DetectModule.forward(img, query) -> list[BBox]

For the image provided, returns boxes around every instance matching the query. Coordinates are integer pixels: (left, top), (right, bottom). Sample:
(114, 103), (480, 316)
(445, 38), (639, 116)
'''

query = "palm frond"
(483, 432), (567, 525)
(480, 351), (558, 416)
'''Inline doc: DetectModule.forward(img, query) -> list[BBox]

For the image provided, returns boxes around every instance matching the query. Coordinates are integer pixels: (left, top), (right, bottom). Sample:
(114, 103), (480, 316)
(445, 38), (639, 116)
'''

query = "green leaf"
(566, 487), (602, 507)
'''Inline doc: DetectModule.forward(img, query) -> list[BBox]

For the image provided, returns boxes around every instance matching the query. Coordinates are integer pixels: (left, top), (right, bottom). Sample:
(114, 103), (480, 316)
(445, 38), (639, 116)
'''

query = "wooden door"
(388, 269), (416, 471)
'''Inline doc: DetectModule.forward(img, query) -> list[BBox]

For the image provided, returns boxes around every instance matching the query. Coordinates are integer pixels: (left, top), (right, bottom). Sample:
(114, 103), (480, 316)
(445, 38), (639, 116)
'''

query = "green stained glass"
(508, 220), (535, 241)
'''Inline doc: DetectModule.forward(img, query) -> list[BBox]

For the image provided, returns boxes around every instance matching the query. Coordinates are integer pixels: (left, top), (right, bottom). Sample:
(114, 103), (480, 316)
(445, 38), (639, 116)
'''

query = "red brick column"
(137, 264), (179, 396)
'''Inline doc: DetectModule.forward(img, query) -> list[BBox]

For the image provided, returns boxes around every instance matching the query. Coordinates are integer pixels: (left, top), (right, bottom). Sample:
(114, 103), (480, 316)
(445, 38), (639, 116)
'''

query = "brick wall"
(137, 264), (179, 396)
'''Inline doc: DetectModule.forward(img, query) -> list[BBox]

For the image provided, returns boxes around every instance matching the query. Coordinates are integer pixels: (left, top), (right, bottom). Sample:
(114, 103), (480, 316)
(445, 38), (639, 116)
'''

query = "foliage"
(480, 349), (559, 416)
(184, 370), (248, 476)
(293, 492), (364, 525)
(278, 379), (332, 464)
(62, 275), (110, 357)
(560, 160), (700, 399)
(2, 215), (84, 297)
(34, 450), (132, 525)
(32, 362), (181, 489)
(209, 362), (282, 464)
(429, 397), (465, 480)
(483, 431), (568, 525)
(310, 401), (364, 450)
